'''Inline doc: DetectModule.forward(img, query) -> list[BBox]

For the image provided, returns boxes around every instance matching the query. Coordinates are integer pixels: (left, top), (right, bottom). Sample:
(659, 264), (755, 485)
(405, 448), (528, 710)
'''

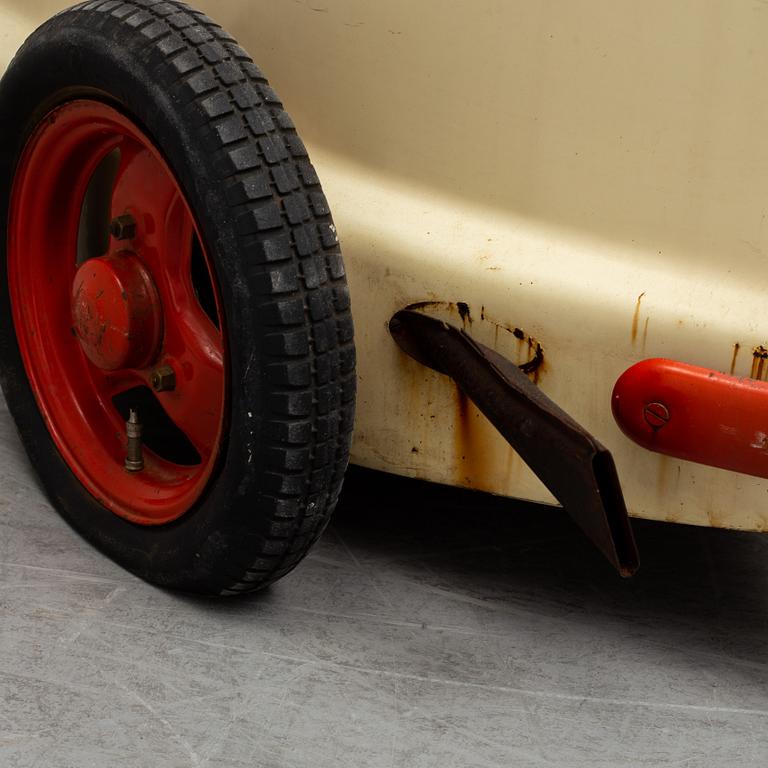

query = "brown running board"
(389, 309), (639, 577)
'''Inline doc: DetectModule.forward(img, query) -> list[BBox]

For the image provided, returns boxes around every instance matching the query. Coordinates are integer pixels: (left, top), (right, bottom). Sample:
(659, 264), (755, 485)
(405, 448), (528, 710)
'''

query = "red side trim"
(612, 358), (768, 478)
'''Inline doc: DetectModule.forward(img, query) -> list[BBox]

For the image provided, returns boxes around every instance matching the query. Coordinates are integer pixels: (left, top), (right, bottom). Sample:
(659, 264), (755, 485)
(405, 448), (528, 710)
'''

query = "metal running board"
(389, 309), (639, 577)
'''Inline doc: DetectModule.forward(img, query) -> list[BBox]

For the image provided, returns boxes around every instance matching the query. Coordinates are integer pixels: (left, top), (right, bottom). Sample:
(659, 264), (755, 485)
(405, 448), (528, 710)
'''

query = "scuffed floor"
(2, 403), (768, 766)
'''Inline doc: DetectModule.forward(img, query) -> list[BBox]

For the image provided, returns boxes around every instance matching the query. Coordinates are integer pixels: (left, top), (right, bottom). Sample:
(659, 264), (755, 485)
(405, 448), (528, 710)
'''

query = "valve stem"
(125, 409), (144, 472)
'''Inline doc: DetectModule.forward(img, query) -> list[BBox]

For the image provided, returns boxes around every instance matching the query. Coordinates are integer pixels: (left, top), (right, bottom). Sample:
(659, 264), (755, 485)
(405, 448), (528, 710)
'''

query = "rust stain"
(405, 300), (454, 313)
(532, 355), (546, 385)
(454, 388), (491, 489)
(631, 292), (646, 343)
(402, 301), (545, 381)
(706, 504), (723, 529)
(751, 345), (768, 381)
(454, 389), (472, 485)
(519, 339), (544, 376)
(641, 317), (649, 353)
(478, 313), (545, 382)
(404, 299), (472, 328)
(730, 342), (741, 376)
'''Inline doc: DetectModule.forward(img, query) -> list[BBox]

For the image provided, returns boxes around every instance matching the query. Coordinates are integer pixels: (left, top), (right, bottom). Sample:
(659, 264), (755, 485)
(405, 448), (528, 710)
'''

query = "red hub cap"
(72, 254), (163, 371)
(8, 101), (227, 525)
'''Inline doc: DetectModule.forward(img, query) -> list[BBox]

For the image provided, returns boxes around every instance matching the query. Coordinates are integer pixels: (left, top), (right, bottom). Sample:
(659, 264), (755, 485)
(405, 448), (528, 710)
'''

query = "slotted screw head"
(110, 214), (136, 241)
(151, 365), (176, 392)
(643, 401), (670, 429)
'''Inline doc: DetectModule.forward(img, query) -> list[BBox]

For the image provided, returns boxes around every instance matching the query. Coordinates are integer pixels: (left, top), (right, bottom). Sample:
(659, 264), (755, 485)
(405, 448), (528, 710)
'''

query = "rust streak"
(454, 389), (473, 486)
(641, 317), (649, 353)
(485, 318), (544, 382)
(519, 340), (544, 375)
(631, 292), (645, 343)
(404, 299), (472, 327)
(454, 388), (490, 490)
(730, 342), (741, 376)
(751, 345), (768, 381)
(402, 302), (545, 381)
(405, 300), (453, 313)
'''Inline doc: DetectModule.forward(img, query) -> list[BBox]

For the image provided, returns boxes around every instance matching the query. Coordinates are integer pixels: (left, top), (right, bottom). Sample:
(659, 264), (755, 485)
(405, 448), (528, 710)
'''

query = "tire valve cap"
(125, 409), (144, 472)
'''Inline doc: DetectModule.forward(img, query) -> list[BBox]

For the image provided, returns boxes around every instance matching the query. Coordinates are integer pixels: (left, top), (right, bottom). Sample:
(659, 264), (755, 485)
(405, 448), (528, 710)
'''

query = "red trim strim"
(612, 357), (768, 479)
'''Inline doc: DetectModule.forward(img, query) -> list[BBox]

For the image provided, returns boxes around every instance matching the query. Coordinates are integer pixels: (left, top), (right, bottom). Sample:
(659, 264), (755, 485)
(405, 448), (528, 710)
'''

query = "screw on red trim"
(643, 401), (670, 430)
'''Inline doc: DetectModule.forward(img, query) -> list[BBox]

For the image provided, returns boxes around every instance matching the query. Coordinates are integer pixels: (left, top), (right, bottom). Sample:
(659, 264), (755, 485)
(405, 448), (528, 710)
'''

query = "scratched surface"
(1, 401), (768, 766)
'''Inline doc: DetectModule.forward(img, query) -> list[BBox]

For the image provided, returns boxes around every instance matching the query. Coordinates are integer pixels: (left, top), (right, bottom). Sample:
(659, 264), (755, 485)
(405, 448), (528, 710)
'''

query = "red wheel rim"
(8, 100), (227, 525)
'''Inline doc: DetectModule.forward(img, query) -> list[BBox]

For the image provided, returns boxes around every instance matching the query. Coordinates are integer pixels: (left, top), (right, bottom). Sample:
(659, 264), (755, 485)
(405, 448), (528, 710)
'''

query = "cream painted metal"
(4, 0), (768, 531)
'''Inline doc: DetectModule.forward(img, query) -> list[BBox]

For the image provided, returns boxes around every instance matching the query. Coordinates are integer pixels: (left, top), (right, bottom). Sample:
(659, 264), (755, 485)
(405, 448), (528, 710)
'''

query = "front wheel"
(0, 0), (355, 595)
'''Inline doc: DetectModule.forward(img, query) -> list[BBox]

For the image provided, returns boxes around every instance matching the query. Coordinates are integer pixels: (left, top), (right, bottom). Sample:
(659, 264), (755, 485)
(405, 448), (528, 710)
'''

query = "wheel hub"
(71, 253), (162, 371)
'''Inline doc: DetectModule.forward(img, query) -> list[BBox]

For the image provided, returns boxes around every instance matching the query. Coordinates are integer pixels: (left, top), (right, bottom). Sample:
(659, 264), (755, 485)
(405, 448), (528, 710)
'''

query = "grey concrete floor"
(2, 401), (768, 767)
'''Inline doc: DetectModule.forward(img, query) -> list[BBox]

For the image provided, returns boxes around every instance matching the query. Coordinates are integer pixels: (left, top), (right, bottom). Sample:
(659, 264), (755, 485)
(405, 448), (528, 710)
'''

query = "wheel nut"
(151, 365), (176, 392)
(110, 214), (136, 241)
(643, 401), (670, 429)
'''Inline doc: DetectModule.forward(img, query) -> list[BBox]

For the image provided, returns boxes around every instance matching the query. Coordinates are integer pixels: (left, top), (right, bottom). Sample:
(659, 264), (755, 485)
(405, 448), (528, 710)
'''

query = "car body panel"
(4, 0), (768, 531)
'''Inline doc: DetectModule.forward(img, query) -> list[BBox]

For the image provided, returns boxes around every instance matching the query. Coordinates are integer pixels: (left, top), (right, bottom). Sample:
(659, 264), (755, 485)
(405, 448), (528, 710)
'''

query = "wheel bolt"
(110, 214), (136, 241)
(151, 365), (176, 392)
(643, 401), (670, 429)
(125, 409), (144, 472)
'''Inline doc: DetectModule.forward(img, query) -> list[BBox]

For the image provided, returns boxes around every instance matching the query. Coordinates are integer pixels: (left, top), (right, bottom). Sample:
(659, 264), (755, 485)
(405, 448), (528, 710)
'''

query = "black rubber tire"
(0, 0), (355, 595)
